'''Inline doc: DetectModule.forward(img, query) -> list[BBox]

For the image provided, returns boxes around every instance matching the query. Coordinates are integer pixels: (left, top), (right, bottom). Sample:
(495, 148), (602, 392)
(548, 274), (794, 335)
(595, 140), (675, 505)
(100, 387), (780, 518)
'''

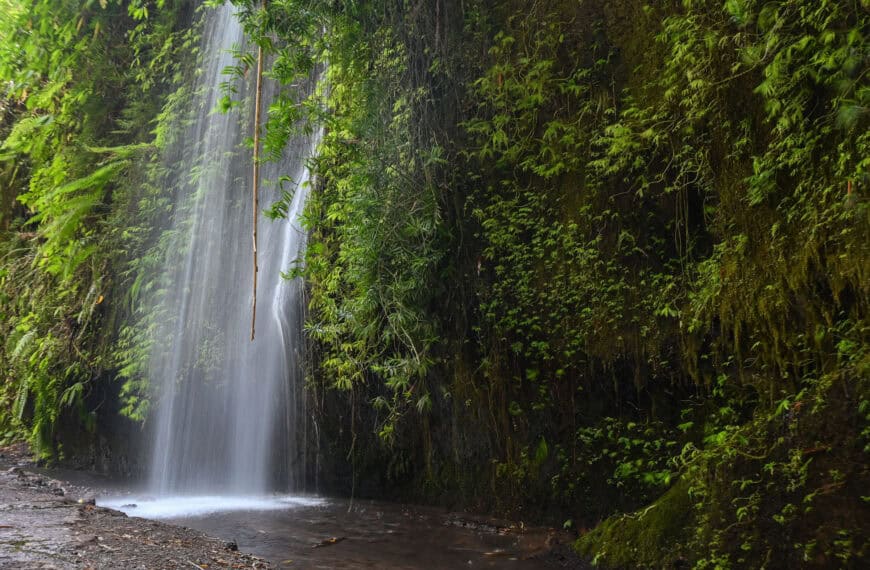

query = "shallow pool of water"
(97, 493), (555, 569)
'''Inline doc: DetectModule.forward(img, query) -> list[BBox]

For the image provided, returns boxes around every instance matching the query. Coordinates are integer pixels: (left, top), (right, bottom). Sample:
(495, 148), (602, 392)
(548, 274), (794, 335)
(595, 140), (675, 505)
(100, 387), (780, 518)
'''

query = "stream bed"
(15, 462), (580, 569)
(97, 493), (568, 569)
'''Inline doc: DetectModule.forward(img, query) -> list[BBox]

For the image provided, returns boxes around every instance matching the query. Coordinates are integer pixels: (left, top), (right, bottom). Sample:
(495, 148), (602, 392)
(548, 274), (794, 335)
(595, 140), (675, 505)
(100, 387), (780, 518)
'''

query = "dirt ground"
(0, 444), (272, 570)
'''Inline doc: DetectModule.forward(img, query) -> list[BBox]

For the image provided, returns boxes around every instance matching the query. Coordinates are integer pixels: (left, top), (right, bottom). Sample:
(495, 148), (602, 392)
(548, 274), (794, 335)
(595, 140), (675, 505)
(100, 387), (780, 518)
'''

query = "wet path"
(0, 466), (271, 570)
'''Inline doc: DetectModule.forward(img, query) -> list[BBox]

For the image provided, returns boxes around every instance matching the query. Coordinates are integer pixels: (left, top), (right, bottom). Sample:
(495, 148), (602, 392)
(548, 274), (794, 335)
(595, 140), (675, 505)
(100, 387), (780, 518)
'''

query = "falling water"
(145, 3), (315, 497)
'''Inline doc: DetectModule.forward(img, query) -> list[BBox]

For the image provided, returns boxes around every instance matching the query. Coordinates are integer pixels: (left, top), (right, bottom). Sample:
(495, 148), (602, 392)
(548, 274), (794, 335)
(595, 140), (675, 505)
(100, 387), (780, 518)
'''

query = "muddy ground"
(0, 445), (272, 570)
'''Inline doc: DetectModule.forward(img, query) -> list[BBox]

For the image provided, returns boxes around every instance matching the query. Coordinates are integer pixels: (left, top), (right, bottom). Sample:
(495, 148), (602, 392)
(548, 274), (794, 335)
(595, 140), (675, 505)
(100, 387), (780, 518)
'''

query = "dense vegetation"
(0, 0), (199, 451)
(1, 0), (867, 567)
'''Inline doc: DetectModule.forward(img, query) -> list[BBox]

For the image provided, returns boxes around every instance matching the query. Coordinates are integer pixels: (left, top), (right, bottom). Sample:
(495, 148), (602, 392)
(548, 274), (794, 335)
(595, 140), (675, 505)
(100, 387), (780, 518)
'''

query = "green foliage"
(583, 363), (869, 568)
(232, 0), (450, 446)
(462, 0), (866, 563)
(0, 0), (199, 451)
(282, 0), (868, 565)
(1, 0), (865, 565)
(306, 33), (444, 441)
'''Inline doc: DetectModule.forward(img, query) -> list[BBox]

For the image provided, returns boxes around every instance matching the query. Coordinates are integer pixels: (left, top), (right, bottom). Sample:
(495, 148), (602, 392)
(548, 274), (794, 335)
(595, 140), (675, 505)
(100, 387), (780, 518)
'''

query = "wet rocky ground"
(0, 445), (272, 570)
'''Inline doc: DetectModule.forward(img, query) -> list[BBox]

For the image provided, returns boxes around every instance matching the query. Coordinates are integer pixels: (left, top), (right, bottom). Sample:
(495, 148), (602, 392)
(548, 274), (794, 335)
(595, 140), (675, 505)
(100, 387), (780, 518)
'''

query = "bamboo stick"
(251, 17), (265, 342)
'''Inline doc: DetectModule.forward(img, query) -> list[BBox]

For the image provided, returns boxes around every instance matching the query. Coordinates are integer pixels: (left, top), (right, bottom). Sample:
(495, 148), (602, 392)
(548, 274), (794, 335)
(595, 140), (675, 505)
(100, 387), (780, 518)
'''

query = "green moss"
(576, 478), (694, 568)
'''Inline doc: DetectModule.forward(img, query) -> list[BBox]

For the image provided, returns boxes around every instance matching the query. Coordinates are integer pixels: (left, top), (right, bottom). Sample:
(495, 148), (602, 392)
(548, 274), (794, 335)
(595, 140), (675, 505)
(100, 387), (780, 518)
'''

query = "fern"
(10, 329), (37, 362)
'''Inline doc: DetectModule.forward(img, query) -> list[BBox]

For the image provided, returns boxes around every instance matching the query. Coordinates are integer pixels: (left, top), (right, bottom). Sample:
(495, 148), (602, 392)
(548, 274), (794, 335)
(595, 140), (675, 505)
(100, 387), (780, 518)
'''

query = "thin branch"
(251, 2), (266, 342)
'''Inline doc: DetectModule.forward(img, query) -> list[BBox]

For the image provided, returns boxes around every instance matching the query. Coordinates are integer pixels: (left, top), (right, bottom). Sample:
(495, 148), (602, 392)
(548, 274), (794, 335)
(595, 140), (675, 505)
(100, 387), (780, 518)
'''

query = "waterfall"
(145, 3), (315, 496)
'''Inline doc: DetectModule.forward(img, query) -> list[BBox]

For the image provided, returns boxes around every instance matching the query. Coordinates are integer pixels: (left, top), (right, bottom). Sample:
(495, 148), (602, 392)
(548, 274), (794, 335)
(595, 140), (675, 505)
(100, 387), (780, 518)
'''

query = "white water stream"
(138, 2), (316, 502)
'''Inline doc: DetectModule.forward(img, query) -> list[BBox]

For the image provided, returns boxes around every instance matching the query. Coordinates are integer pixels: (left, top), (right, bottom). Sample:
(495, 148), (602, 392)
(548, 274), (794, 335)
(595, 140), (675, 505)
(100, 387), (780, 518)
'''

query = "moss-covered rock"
(576, 478), (694, 568)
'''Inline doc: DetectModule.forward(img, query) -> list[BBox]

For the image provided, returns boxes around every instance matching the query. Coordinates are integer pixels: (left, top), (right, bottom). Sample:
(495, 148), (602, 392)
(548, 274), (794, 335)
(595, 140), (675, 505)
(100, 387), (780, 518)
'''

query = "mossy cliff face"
(245, 0), (868, 566)
(0, 0), (866, 567)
